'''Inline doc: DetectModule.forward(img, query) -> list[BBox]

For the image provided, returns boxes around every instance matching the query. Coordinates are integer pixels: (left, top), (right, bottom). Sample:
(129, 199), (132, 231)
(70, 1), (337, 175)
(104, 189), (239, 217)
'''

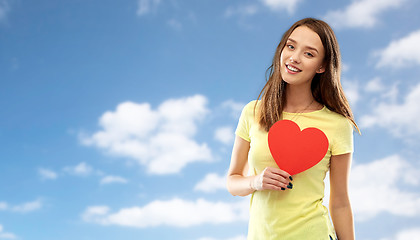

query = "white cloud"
(1, 200), (43, 213)
(0, 202), (7, 210)
(82, 205), (110, 224)
(167, 19), (182, 30)
(360, 83), (420, 137)
(198, 236), (247, 240)
(194, 173), (226, 193)
(221, 100), (245, 119)
(38, 168), (58, 180)
(352, 155), (420, 221)
(0, 0), (11, 23)
(100, 175), (128, 185)
(82, 198), (248, 228)
(0, 199), (43, 214)
(342, 79), (360, 107)
(383, 228), (420, 240)
(137, 0), (161, 16)
(64, 162), (93, 176)
(80, 95), (213, 175)
(324, 0), (406, 29)
(260, 0), (301, 14)
(381, 83), (399, 103)
(224, 4), (259, 18)
(11, 199), (42, 213)
(324, 155), (420, 221)
(10, 57), (18, 71)
(0, 224), (17, 239)
(342, 62), (350, 72)
(214, 126), (234, 145)
(365, 77), (384, 93)
(375, 29), (420, 69)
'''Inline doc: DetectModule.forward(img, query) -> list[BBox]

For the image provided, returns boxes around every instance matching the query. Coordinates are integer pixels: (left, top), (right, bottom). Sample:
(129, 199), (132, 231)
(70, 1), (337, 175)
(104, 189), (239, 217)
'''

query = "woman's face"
(280, 26), (326, 86)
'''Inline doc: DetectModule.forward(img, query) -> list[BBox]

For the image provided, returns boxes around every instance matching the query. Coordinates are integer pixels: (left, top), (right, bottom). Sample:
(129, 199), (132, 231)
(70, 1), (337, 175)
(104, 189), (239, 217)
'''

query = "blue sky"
(1, 0), (420, 239)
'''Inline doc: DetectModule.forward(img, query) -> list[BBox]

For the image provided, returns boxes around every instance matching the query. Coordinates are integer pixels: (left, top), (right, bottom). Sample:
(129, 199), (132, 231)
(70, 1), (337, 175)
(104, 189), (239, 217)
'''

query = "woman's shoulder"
(238, 100), (260, 122)
(242, 100), (259, 112)
(323, 107), (353, 129)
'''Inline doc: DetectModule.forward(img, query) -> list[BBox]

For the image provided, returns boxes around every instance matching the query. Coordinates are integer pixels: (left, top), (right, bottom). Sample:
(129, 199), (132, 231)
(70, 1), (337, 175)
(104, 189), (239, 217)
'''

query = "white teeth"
(287, 65), (299, 72)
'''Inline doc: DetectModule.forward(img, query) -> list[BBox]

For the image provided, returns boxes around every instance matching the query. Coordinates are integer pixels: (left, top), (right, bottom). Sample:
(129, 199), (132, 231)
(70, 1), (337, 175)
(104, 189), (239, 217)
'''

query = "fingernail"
(289, 176), (293, 181)
(287, 183), (293, 189)
(288, 182), (293, 187)
(281, 187), (285, 191)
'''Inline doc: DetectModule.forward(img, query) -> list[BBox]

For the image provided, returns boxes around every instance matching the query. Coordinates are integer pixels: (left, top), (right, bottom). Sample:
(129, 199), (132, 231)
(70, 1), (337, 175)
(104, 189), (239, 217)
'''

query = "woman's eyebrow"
(287, 38), (319, 53)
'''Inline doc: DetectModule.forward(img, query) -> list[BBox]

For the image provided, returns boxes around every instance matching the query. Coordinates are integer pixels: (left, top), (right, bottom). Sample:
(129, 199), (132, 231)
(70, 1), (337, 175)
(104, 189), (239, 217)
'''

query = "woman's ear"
(316, 66), (325, 74)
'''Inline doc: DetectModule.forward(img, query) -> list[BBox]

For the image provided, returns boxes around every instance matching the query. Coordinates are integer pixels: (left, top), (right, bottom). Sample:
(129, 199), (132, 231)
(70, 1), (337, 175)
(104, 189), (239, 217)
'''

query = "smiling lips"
(286, 64), (302, 74)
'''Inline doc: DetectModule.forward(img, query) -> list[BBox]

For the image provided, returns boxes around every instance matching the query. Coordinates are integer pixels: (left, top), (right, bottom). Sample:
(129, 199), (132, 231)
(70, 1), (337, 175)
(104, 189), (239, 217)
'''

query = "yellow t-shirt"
(235, 100), (353, 240)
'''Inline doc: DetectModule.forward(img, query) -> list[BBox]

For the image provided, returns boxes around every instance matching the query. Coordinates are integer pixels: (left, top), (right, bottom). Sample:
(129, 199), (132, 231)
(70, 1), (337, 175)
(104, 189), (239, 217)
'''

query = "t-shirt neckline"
(283, 105), (326, 115)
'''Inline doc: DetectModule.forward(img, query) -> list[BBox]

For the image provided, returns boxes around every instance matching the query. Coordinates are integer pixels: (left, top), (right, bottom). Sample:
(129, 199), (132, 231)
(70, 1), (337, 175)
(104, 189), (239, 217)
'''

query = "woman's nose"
(290, 54), (301, 64)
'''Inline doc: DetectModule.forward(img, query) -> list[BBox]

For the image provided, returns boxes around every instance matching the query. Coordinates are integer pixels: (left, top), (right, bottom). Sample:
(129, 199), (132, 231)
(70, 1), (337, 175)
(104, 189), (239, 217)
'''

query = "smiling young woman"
(227, 18), (359, 240)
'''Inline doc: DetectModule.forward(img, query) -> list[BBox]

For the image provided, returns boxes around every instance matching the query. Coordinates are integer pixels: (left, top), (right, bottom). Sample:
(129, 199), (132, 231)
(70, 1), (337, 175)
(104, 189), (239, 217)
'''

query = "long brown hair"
(257, 18), (360, 133)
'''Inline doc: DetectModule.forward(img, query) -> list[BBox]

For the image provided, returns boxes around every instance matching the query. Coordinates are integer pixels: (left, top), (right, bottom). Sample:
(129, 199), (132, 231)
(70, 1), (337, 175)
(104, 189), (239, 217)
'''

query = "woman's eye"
(287, 45), (294, 50)
(305, 52), (314, 57)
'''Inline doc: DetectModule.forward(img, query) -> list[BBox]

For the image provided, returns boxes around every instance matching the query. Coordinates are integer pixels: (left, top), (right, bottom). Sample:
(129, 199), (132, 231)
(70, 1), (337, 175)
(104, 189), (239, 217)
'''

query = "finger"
(264, 173), (289, 187)
(264, 169), (290, 184)
(263, 182), (287, 191)
(263, 177), (289, 189)
(267, 167), (292, 180)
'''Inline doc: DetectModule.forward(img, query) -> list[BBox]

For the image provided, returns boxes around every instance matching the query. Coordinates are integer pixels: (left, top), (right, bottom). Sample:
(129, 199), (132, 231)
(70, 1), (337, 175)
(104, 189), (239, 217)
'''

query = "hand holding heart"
(251, 167), (293, 191)
(251, 120), (328, 192)
(268, 120), (329, 176)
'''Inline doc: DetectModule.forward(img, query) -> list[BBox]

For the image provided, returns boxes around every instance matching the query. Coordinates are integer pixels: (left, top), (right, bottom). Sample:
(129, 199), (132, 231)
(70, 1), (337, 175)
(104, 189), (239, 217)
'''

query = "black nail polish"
(287, 183), (293, 189)
(288, 182), (293, 187)
(281, 187), (285, 191)
(289, 176), (293, 181)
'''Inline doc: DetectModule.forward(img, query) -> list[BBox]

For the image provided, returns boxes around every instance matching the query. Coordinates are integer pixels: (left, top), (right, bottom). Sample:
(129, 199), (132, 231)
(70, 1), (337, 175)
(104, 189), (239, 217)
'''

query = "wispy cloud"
(41, 163), (129, 186)
(80, 95), (213, 175)
(214, 126), (234, 145)
(11, 199), (42, 213)
(325, 155), (420, 222)
(221, 100), (245, 119)
(38, 168), (58, 180)
(225, 0), (301, 20)
(382, 228), (420, 240)
(324, 0), (406, 29)
(100, 175), (128, 185)
(224, 4), (259, 18)
(324, 155), (420, 221)
(365, 77), (385, 93)
(341, 79), (360, 108)
(260, 0), (301, 14)
(63, 162), (94, 176)
(137, 0), (161, 16)
(0, 224), (17, 239)
(0, 202), (7, 210)
(197, 236), (247, 240)
(82, 198), (248, 228)
(0, 199), (42, 213)
(350, 155), (420, 221)
(374, 29), (420, 69)
(0, 0), (11, 23)
(167, 18), (182, 30)
(360, 83), (420, 138)
(194, 173), (226, 193)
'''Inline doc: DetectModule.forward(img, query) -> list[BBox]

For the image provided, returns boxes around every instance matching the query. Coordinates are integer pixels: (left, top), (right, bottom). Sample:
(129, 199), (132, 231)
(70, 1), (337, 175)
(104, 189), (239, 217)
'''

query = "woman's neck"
(284, 84), (317, 113)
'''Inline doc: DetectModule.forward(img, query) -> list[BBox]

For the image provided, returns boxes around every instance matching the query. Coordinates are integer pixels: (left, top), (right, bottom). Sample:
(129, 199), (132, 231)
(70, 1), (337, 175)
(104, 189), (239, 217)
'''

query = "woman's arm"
(227, 136), (291, 196)
(329, 153), (355, 240)
(226, 136), (254, 196)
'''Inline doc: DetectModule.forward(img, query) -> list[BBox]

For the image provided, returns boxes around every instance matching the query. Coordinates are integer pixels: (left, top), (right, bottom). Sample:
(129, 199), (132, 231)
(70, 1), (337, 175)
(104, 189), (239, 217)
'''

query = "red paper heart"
(268, 120), (329, 175)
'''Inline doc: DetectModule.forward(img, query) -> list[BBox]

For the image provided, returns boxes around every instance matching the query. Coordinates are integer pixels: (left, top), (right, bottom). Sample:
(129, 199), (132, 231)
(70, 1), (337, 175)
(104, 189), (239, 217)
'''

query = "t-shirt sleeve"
(235, 101), (254, 142)
(331, 118), (354, 155)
